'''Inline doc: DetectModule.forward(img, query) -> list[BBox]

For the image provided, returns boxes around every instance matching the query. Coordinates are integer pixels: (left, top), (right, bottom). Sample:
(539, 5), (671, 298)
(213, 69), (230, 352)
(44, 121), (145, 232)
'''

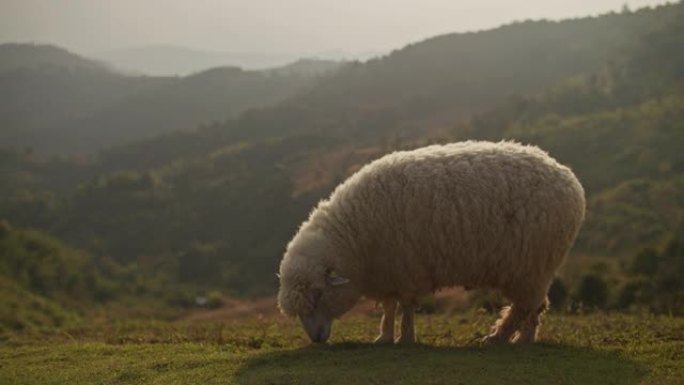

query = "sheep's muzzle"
(300, 311), (332, 343)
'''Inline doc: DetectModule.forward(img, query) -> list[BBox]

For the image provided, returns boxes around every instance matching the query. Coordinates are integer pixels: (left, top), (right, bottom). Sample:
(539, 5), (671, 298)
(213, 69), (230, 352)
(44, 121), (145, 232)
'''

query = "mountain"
(4, 6), (660, 157)
(0, 44), (170, 153)
(266, 59), (343, 77)
(93, 45), (313, 76)
(0, 45), (342, 155)
(202, 5), (675, 148)
(0, 43), (107, 73)
(0, 3), (682, 297)
(449, 5), (684, 255)
(41, 65), (343, 155)
(94, 5), (680, 170)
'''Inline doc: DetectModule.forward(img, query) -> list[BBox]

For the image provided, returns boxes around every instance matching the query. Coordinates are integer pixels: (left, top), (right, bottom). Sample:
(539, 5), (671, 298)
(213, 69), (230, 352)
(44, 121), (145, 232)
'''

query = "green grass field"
(1, 312), (683, 385)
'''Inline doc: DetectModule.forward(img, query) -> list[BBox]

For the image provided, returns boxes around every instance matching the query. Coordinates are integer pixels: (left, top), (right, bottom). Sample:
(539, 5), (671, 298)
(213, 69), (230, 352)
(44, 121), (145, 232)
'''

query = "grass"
(1, 312), (683, 385)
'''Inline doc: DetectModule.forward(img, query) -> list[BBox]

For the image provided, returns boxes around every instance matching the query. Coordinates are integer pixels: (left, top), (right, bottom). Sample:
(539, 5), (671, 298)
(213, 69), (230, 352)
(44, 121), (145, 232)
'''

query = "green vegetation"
(0, 221), (204, 332)
(0, 276), (78, 334)
(1, 313), (682, 384)
(0, 221), (113, 332)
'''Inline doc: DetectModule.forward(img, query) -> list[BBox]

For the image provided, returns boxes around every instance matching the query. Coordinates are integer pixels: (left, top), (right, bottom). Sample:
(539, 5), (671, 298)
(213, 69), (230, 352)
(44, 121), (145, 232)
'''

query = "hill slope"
(47, 65), (340, 154)
(0, 45), (340, 155)
(0, 44), (166, 152)
(92, 45), (304, 76)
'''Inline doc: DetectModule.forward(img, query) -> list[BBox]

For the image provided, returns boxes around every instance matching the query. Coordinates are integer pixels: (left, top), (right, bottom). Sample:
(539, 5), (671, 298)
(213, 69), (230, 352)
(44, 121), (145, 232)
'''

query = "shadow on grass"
(233, 342), (645, 385)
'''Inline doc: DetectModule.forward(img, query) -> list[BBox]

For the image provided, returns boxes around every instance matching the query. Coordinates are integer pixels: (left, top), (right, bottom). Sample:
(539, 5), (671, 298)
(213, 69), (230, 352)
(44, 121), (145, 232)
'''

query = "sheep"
(277, 140), (585, 344)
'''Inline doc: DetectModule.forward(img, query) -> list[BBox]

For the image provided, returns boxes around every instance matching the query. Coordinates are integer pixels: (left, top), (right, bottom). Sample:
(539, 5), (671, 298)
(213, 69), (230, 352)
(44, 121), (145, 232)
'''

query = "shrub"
(548, 278), (569, 311)
(164, 290), (196, 308)
(417, 295), (438, 314)
(205, 290), (224, 309)
(575, 274), (609, 309)
(630, 247), (659, 276)
(0, 220), (11, 238)
(616, 277), (652, 309)
(469, 289), (506, 313)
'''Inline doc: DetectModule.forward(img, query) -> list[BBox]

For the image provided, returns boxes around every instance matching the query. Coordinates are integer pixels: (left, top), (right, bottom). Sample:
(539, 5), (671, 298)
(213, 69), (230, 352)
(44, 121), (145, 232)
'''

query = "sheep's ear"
(326, 270), (350, 286)
(275, 273), (281, 280)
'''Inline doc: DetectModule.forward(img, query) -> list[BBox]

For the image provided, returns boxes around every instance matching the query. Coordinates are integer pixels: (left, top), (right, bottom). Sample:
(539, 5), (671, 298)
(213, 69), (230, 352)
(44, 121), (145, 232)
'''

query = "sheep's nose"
(311, 328), (326, 343)
(312, 324), (331, 343)
(300, 313), (332, 343)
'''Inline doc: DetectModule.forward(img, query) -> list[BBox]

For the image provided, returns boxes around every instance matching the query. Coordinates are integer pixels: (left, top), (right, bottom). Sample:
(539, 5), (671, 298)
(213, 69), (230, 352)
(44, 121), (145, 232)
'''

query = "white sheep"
(278, 141), (585, 344)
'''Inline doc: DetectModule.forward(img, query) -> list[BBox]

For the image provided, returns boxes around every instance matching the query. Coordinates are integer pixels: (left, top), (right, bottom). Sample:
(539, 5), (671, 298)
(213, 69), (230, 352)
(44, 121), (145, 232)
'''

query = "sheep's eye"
(325, 268), (350, 287)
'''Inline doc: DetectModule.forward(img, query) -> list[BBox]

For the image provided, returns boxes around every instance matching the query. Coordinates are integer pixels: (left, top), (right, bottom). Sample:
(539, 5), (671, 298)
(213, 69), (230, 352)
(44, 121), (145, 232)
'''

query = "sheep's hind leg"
(482, 304), (528, 345)
(512, 297), (549, 344)
(396, 301), (416, 344)
(374, 300), (397, 344)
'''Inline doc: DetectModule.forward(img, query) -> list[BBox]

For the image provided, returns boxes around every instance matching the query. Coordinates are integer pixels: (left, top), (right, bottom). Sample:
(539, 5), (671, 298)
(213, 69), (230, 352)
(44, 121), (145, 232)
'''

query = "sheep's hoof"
(511, 333), (536, 344)
(374, 335), (394, 344)
(394, 335), (416, 344)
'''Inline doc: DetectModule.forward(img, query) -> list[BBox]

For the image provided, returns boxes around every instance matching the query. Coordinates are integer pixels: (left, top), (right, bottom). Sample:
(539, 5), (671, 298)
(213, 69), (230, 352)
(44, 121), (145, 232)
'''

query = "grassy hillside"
(0, 276), (78, 334)
(0, 221), (100, 332)
(1, 313), (682, 384)
(0, 221), (194, 332)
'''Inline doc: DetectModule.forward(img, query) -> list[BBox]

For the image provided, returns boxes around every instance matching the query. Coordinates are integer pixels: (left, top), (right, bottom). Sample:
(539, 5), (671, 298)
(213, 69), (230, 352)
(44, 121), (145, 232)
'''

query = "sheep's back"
(325, 141), (585, 299)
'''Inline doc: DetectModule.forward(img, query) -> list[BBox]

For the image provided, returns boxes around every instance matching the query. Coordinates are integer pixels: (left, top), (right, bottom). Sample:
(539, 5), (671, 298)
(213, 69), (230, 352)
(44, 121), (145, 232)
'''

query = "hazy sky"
(0, 0), (672, 55)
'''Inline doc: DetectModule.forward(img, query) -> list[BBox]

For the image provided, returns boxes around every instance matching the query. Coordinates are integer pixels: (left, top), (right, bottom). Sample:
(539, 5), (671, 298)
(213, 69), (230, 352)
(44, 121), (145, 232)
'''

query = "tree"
(576, 274), (609, 309)
(630, 247), (659, 276)
(548, 278), (569, 311)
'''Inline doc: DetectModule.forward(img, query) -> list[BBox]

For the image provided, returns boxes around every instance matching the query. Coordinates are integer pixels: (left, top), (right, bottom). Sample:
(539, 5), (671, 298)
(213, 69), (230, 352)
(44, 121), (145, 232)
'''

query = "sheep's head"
(277, 227), (360, 343)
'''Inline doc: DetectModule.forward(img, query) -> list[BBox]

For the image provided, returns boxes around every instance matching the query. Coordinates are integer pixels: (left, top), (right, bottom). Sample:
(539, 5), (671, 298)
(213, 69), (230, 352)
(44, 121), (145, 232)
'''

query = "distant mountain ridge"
(0, 43), (107, 73)
(92, 45), (363, 76)
(0, 44), (343, 155)
(0, 44), (166, 153)
(4, 4), (659, 157)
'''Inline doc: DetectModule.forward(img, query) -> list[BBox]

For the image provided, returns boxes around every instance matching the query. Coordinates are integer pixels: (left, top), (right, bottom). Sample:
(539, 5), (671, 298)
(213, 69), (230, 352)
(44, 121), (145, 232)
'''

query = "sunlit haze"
(0, 0), (672, 56)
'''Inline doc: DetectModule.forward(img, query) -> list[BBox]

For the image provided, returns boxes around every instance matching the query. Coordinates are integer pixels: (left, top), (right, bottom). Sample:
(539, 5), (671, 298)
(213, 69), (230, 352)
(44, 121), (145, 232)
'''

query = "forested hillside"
(0, 2), (682, 309)
(0, 44), (168, 153)
(0, 44), (340, 155)
(453, 8), (684, 254)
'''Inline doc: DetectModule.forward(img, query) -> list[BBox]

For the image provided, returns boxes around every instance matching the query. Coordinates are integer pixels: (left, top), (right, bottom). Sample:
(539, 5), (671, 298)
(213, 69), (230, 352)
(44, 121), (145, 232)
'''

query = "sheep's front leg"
(396, 302), (416, 344)
(374, 300), (396, 344)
